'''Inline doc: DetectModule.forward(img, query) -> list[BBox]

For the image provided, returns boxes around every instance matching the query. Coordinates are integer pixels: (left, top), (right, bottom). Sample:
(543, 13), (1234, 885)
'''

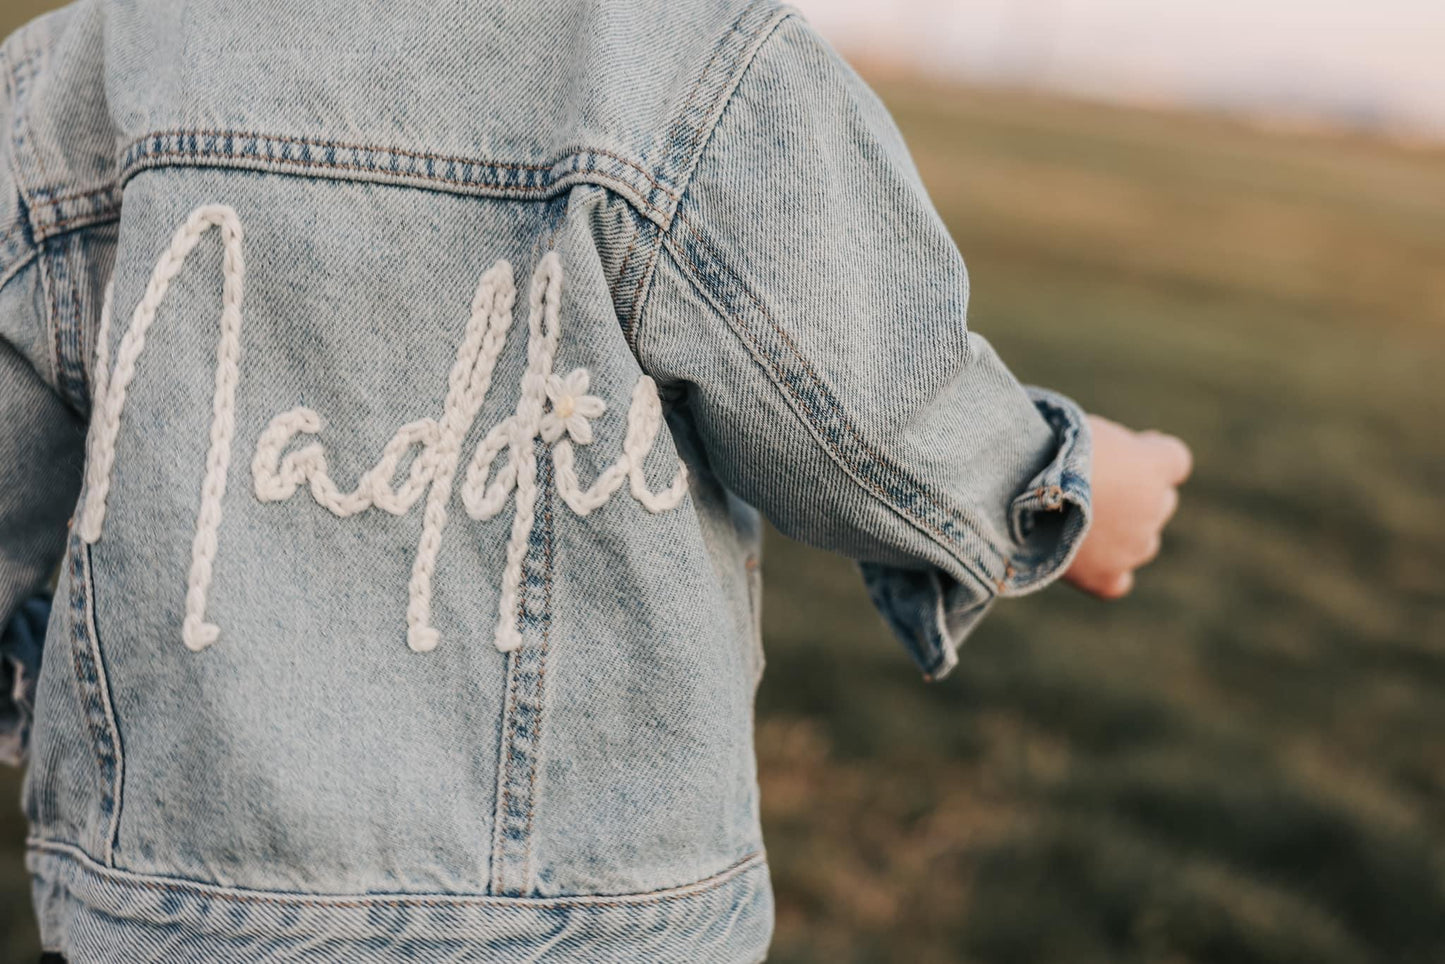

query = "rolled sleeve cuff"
(1000, 387), (1093, 596)
(860, 388), (1092, 681)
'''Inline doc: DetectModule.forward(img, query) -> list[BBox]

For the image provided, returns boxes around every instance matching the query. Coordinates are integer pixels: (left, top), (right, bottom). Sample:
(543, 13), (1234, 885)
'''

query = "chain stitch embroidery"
(82, 203), (690, 656)
(81, 205), (689, 656)
(255, 249), (689, 653)
(79, 205), (245, 652)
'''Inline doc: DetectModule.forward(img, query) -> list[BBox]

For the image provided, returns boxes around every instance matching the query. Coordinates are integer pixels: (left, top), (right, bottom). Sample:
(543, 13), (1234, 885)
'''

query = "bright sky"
(793, 0), (1445, 139)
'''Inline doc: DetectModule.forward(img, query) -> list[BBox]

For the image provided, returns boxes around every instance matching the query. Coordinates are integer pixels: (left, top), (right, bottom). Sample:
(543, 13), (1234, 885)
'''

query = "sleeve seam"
(656, 230), (1008, 594)
(614, 8), (1049, 595)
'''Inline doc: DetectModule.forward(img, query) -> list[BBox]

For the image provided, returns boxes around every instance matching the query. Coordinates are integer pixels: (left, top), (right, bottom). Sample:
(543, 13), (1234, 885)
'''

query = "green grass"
(756, 79), (1445, 963)
(1, 6), (1442, 957)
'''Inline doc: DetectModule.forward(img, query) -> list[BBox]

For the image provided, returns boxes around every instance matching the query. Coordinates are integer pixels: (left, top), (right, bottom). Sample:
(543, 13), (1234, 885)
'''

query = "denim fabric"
(0, 2), (1091, 960)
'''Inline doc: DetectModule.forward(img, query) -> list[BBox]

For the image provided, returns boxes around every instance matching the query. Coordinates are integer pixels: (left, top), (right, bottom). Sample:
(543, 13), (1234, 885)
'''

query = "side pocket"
(25, 533), (124, 865)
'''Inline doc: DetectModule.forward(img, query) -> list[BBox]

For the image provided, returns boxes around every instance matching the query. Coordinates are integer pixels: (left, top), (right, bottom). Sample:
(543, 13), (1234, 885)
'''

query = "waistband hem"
(28, 838), (773, 962)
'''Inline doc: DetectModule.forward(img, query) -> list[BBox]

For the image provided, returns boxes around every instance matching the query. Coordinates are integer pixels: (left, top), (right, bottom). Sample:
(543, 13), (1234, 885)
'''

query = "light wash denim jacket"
(0, 1), (1092, 960)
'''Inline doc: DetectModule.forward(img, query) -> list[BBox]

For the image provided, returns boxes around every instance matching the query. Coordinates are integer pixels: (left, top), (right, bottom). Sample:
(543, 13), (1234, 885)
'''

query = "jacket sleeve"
(637, 13), (1092, 680)
(0, 4), (114, 763)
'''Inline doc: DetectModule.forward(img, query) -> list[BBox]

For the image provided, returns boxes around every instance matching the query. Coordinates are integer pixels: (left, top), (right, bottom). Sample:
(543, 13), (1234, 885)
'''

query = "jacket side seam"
(37, 232), (93, 413)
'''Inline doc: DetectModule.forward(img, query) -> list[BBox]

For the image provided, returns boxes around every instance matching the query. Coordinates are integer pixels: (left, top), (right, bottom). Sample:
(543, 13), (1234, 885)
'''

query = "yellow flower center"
(555, 395), (575, 419)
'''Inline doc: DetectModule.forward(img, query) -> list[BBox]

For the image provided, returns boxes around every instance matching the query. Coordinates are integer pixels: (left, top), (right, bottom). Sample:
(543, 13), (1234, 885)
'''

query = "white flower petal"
(563, 368), (590, 395)
(566, 415), (594, 445)
(539, 413), (565, 443)
(544, 374), (567, 401)
(574, 395), (606, 418)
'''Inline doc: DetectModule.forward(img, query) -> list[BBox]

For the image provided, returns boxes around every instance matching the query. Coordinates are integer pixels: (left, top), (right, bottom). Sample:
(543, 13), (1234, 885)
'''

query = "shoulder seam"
(656, 5), (798, 234)
(626, 3), (797, 367)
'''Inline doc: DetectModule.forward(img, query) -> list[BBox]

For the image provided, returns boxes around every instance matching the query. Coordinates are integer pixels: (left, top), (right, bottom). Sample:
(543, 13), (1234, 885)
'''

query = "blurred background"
(2, 1), (1442, 961)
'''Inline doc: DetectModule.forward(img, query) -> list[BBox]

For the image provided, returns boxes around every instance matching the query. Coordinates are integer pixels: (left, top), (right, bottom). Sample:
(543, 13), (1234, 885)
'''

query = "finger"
(1099, 570), (1135, 599)
(1143, 431), (1193, 484)
(1069, 567), (1134, 600)
(1135, 532), (1162, 567)
(1159, 485), (1180, 524)
(1065, 565), (1114, 599)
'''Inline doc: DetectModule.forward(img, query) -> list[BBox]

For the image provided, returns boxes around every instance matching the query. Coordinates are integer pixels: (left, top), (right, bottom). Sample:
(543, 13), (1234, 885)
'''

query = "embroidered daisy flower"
(541, 368), (606, 445)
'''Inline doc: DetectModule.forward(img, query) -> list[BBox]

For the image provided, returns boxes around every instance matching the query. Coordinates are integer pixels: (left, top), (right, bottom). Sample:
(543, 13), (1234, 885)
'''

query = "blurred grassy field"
(2, 4), (1443, 959)
(754, 79), (1445, 963)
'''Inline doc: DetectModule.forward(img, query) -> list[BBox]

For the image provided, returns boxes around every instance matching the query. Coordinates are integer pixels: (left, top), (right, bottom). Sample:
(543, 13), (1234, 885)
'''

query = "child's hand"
(1065, 415), (1192, 599)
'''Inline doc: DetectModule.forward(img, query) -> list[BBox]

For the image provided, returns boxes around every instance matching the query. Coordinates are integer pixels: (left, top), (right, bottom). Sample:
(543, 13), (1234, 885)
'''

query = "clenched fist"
(1066, 415), (1192, 599)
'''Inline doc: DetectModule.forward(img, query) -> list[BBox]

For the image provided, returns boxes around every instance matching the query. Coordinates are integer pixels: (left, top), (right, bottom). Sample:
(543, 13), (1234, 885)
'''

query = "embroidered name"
(80, 204), (688, 655)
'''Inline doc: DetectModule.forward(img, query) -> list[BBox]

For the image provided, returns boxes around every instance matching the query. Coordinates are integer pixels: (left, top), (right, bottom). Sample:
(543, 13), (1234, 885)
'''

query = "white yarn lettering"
(82, 206), (688, 656)
(80, 205), (246, 652)
(252, 254), (689, 653)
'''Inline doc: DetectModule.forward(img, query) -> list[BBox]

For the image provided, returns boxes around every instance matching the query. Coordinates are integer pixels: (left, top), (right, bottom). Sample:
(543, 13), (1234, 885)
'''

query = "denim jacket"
(0, 1), (1091, 960)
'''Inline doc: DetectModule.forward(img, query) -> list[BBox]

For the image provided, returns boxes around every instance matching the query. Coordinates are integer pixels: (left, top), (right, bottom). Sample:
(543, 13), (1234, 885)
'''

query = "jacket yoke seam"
(118, 133), (677, 228)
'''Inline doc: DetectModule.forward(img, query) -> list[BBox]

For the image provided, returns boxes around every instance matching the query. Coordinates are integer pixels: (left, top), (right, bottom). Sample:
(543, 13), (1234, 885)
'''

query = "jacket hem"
(28, 839), (774, 962)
